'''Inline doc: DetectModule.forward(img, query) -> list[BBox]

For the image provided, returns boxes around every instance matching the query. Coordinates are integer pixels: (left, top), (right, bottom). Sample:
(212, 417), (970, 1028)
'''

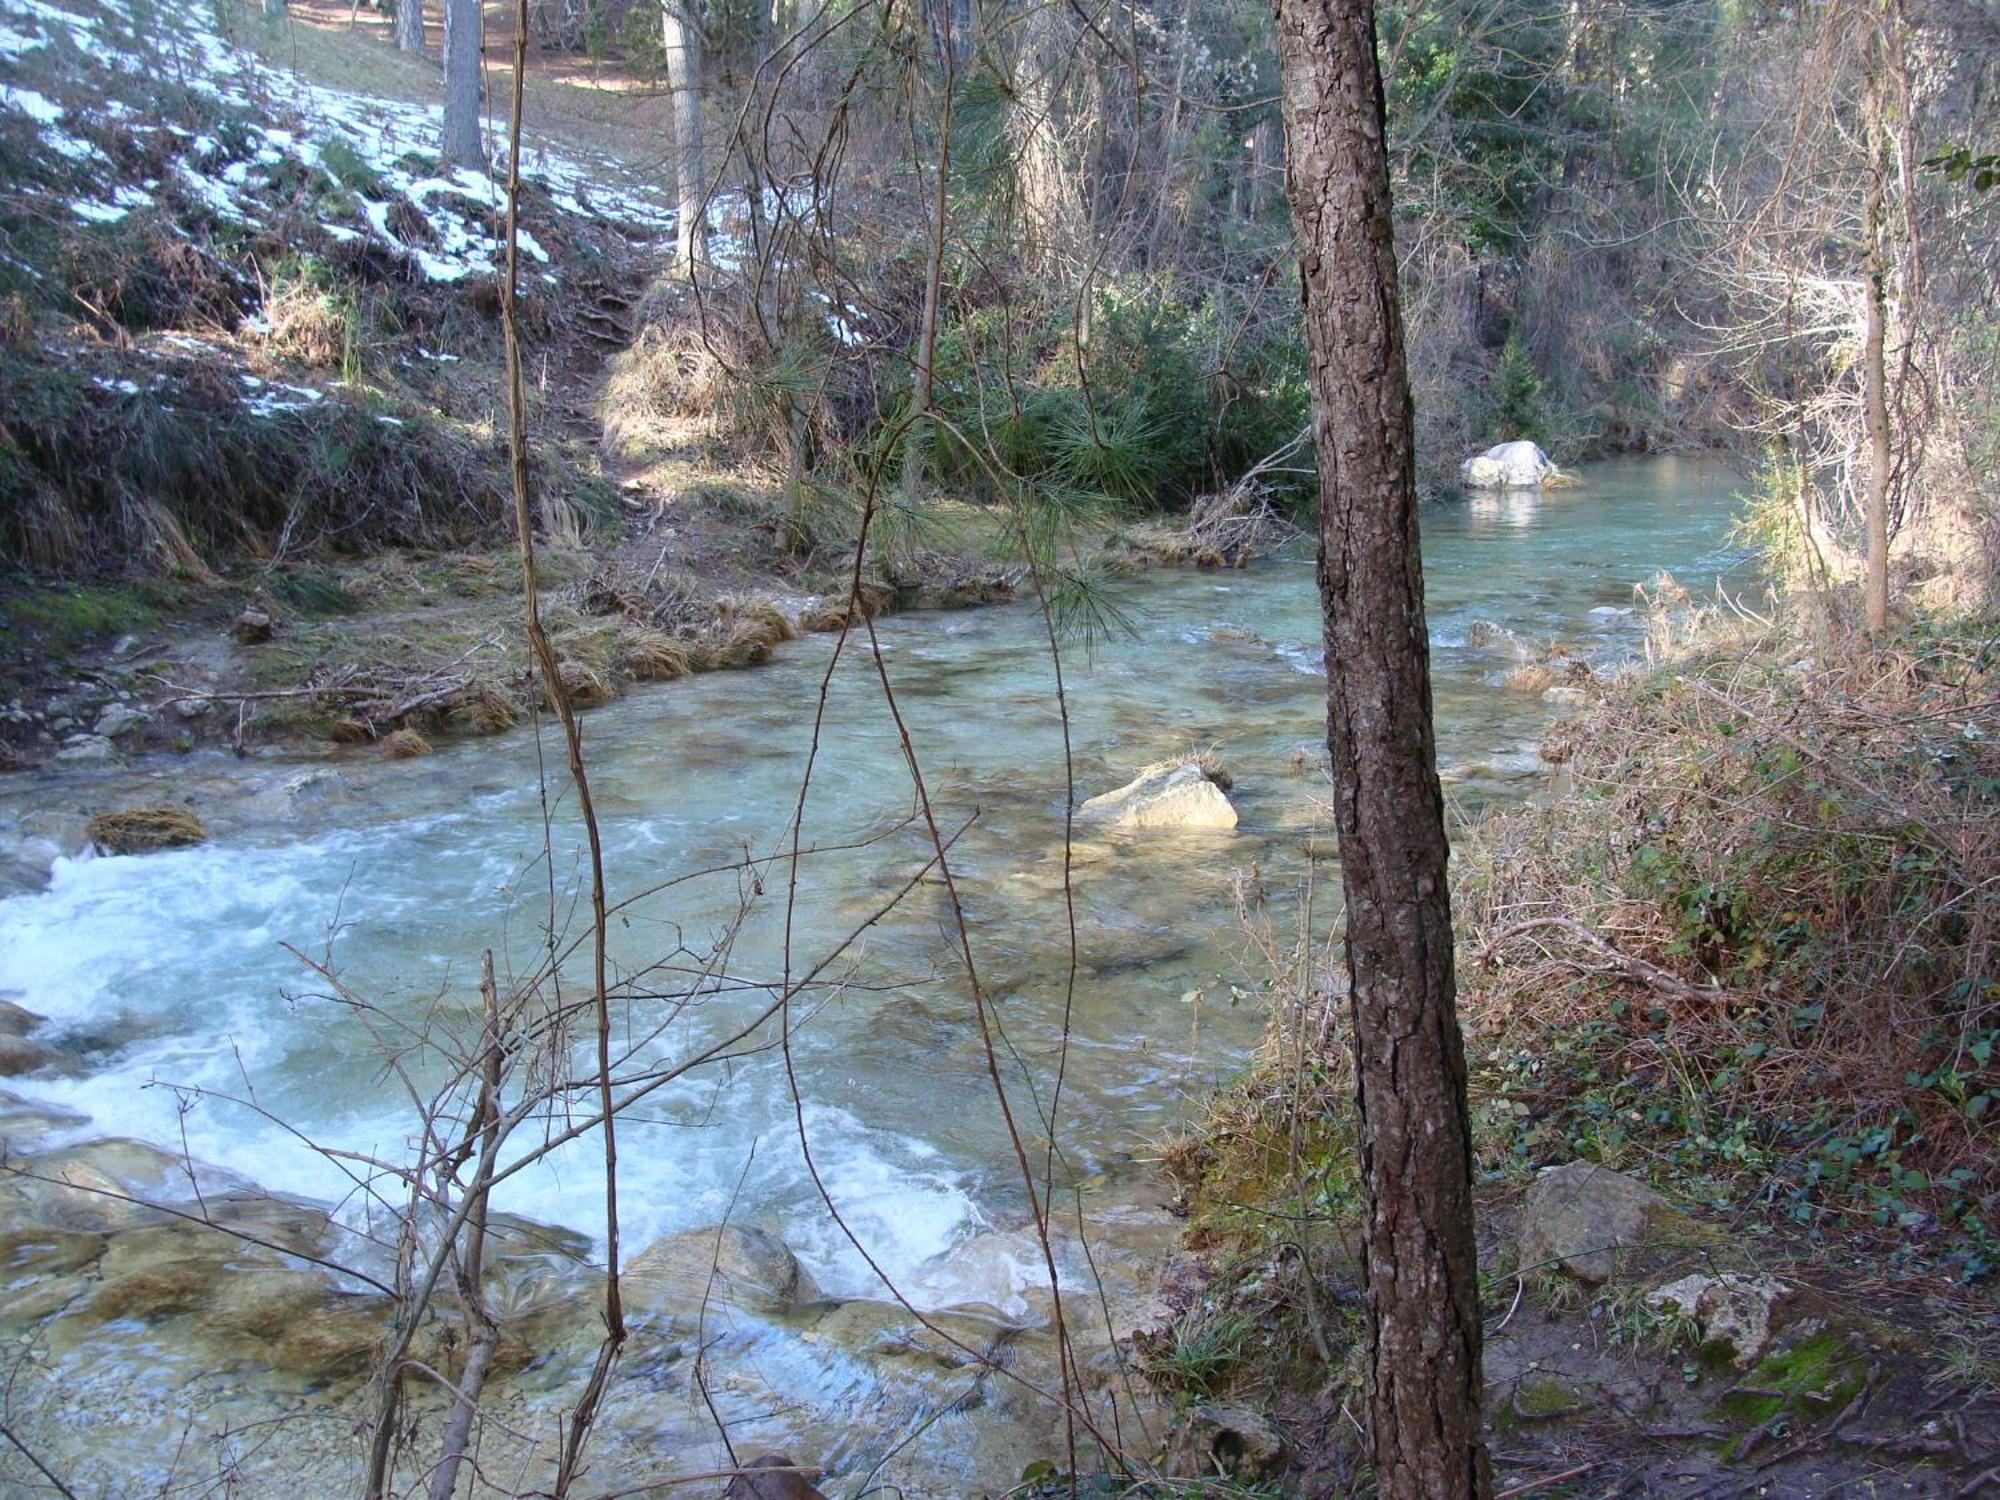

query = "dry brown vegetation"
(1459, 621), (2000, 1278)
(86, 804), (209, 854)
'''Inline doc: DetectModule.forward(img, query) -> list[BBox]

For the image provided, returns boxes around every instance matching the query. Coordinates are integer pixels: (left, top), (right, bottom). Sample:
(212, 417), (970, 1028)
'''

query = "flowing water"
(0, 457), (1753, 1321)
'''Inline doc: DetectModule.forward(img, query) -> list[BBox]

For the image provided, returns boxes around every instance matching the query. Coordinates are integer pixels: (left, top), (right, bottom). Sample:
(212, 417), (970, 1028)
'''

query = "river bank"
(1154, 602), (2000, 1494)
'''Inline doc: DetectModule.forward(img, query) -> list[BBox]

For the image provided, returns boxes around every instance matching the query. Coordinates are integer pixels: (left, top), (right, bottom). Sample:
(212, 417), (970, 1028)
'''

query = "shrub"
(1460, 628), (2000, 1280)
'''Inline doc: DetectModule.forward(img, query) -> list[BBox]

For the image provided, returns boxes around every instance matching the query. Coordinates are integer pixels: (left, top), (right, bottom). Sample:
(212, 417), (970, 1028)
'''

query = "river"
(0, 457), (1752, 1492)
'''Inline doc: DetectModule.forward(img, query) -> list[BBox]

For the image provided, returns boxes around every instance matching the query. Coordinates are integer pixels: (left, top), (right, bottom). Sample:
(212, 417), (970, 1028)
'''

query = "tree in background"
(442, 0), (483, 166)
(662, 0), (707, 269)
(395, 0), (424, 54)
(1273, 0), (1489, 1495)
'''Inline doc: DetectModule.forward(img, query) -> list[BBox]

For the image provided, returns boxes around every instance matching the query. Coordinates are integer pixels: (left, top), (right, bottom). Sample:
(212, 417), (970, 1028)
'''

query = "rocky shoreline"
(0, 1096), (1181, 1496)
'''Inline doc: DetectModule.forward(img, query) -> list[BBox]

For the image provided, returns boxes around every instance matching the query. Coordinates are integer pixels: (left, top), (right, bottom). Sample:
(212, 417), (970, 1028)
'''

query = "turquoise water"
(0, 457), (1753, 1310)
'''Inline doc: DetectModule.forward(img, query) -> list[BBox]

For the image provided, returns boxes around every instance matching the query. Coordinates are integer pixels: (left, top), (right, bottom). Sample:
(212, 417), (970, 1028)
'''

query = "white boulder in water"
(1459, 440), (1559, 489)
(1077, 759), (1238, 831)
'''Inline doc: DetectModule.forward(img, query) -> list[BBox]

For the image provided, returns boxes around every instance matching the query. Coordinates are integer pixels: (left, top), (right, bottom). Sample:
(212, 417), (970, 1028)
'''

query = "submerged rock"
(202, 1266), (387, 1377)
(802, 1297), (1023, 1372)
(0, 1087), (89, 1143)
(1517, 1160), (1668, 1284)
(0, 1228), (105, 1323)
(0, 1033), (60, 1076)
(53, 734), (118, 764)
(625, 1224), (819, 1318)
(1077, 759), (1238, 832)
(1460, 440), (1559, 489)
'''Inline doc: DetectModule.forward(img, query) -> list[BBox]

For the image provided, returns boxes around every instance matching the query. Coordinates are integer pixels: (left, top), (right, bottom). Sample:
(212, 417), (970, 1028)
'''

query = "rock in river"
(1460, 440), (1559, 489)
(1077, 759), (1237, 831)
(625, 1224), (820, 1318)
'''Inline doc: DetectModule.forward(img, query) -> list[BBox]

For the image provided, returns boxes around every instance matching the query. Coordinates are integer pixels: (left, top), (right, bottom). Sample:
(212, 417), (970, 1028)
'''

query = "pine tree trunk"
(1272, 1), (1492, 1497)
(395, 0), (424, 54)
(662, 3), (707, 270)
(441, 0), (482, 167)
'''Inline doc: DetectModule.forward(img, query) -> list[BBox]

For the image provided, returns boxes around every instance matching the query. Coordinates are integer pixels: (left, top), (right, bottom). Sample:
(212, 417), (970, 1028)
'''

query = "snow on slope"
(0, 0), (675, 285)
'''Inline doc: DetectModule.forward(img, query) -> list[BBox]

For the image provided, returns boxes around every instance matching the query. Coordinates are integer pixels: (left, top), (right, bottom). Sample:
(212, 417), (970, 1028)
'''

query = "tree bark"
(663, 2), (707, 270)
(1273, 1), (1492, 1497)
(441, 0), (483, 168)
(395, 0), (425, 54)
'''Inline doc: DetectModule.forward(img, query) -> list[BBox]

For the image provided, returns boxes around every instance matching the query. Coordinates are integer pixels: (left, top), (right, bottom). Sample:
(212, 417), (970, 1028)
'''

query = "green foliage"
(1924, 144), (2000, 195)
(919, 277), (1307, 514)
(318, 137), (385, 197)
(1729, 451), (1814, 581)
(1382, 2), (1568, 251)
(1141, 1308), (1256, 1395)
(1487, 338), (1548, 446)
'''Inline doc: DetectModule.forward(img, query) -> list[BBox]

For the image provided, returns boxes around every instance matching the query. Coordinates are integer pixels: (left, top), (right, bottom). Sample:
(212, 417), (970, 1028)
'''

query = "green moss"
(1712, 1331), (1865, 1458)
(0, 580), (190, 657)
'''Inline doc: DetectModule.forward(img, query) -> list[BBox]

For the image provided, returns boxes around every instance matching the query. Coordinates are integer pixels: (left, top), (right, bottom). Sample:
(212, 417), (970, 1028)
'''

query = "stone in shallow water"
(0, 1032), (60, 1077)
(625, 1224), (819, 1319)
(1076, 760), (1237, 831)
(201, 1266), (388, 1377)
(726, 1454), (828, 1499)
(0, 1228), (106, 1323)
(1460, 440), (1558, 489)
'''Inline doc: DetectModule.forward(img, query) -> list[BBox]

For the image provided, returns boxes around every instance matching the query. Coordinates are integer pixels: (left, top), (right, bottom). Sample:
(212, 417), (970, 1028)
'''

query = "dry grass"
(614, 622), (692, 681)
(797, 600), (852, 634)
(1504, 662), (1557, 694)
(692, 622), (777, 672)
(720, 598), (797, 646)
(600, 306), (753, 462)
(87, 805), (207, 854)
(441, 678), (522, 737)
(1459, 621), (2000, 1273)
(256, 283), (349, 369)
(381, 727), (432, 758)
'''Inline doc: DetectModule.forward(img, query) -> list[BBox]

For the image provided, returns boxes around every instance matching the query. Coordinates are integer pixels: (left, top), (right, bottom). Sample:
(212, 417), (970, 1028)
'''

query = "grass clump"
(1459, 621), (2000, 1281)
(614, 622), (691, 681)
(441, 678), (521, 737)
(381, 727), (432, 758)
(87, 805), (207, 854)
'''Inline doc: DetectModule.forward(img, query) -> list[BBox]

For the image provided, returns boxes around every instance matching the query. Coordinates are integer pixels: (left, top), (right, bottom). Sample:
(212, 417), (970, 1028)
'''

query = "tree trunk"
(395, 0), (424, 54)
(1861, 27), (1892, 637)
(901, 0), (952, 499)
(1009, 0), (1082, 285)
(663, 2), (707, 270)
(1273, 1), (1491, 1498)
(441, 0), (482, 168)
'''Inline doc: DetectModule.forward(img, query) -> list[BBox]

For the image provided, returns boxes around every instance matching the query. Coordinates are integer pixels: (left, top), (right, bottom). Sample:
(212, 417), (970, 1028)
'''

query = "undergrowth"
(1459, 618), (2000, 1282)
